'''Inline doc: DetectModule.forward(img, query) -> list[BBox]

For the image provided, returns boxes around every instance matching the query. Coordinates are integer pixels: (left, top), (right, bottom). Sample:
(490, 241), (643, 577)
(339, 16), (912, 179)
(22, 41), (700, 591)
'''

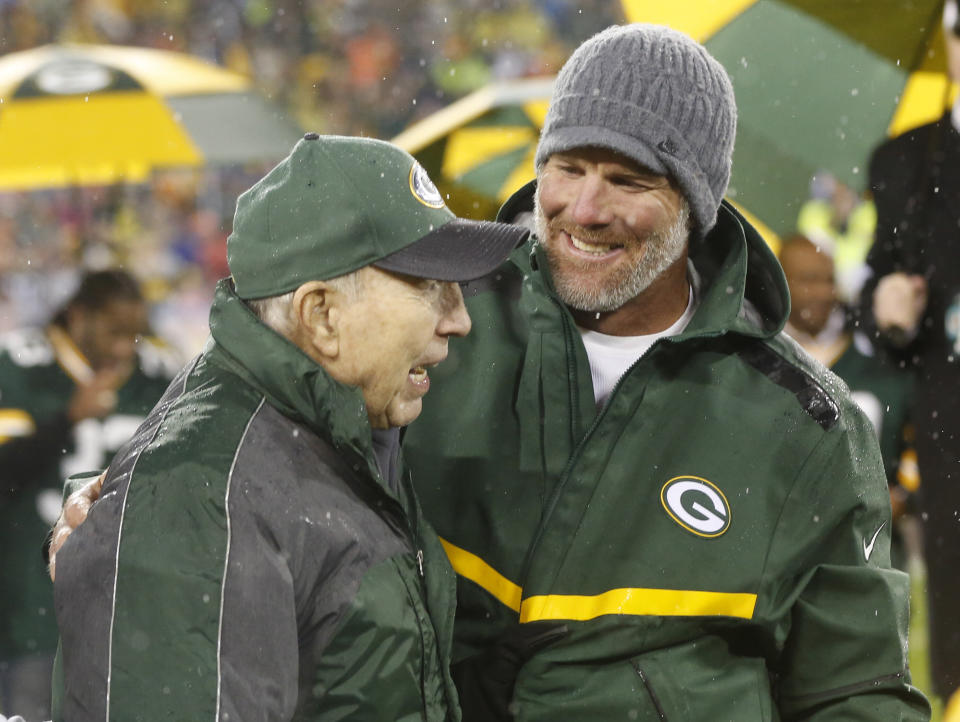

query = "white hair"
(246, 270), (364, 338)
(246, 290), (297, 337)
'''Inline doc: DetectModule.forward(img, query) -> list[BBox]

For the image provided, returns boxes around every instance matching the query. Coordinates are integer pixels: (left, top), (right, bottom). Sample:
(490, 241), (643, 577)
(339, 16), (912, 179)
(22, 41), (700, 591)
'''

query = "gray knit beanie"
(535, 24), (737, 238)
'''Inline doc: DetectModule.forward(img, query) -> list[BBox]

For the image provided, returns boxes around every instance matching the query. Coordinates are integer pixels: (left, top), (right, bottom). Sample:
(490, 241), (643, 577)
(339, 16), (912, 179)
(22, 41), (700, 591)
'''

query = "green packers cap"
(228, 133), (529, 299)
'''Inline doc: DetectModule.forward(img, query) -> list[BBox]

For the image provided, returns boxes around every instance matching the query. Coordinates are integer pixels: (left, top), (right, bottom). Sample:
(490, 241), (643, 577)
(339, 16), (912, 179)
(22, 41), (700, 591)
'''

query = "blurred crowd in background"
(1, 0), (620, 136)
(0, 0), (623, 360)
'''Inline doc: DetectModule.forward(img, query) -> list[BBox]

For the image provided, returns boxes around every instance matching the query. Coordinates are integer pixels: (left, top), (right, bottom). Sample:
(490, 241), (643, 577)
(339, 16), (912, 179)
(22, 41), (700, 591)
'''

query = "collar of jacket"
(499, 181), (790, 479)
(498, 180), (790, 342)
(206, 279), (381, 481)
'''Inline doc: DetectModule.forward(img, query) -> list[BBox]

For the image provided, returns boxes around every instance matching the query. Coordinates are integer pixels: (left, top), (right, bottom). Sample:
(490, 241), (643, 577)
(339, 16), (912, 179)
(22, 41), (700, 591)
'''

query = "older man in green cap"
(51, 133), (526, 721)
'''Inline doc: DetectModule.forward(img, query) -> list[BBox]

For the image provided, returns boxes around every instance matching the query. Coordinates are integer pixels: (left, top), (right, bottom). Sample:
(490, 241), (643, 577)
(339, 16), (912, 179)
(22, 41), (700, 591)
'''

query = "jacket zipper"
(385, 508), (432, 718)
(522, 300), (730, 585)
(632, 663), (668, 721)
(388, 481), (438, 718)
(560, 311), (582, 444)
(332, 444), (440, 716)
(522, 310), (662, 580)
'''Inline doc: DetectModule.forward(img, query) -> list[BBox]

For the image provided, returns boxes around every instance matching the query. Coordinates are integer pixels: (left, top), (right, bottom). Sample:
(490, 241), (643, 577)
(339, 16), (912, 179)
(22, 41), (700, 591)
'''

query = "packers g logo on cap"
(409, 162), (445, 209)
(661, 476), (731, 538)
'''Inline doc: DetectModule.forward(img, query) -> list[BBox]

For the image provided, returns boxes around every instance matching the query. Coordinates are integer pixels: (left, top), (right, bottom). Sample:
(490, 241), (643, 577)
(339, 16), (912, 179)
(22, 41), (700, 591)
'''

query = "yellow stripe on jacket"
(439, 536), (757, 622)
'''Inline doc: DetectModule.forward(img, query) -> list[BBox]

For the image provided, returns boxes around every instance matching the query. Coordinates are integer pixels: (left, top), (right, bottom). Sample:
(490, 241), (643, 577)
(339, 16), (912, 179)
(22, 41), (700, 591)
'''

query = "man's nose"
(437, 282), (472, 338)
(569, 176), (614, 227)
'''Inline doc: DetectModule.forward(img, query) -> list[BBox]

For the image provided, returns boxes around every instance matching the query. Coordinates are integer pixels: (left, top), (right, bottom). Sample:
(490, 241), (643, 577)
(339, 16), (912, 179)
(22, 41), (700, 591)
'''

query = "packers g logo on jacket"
(660, 476), (731, 537)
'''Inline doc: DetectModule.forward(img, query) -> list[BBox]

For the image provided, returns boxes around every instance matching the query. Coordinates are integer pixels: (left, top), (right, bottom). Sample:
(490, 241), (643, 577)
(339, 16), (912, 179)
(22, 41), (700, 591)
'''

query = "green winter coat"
(405, 183), (929, 721)
(53, 280), (460, 721)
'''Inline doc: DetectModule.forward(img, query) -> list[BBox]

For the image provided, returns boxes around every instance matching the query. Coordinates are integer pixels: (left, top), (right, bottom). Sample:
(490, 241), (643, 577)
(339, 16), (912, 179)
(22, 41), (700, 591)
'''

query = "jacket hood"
(206, 279), (380, 479)
(497, 180), (789, 341)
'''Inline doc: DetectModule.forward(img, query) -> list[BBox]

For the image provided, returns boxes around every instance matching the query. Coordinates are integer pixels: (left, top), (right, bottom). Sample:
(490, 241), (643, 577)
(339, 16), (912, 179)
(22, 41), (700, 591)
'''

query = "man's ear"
(292, 281), (340, 359)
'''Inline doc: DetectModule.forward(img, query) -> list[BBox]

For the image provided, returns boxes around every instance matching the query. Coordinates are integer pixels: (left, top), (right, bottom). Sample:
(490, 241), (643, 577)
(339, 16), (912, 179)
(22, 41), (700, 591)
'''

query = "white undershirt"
(579, 281), (698, 408)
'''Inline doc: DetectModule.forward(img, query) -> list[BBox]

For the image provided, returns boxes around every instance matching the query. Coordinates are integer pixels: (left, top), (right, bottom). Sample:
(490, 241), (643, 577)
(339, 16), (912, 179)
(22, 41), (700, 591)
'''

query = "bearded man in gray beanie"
(404, 23), (930, 720)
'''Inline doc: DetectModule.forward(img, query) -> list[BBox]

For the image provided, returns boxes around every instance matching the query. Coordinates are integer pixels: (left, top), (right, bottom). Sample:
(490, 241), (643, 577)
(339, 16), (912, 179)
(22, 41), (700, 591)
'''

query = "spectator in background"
(863, 0), (960, 711)
(0, 269), (175, 722)
(796, 171), (876, 304)
(780, 233), (918, 569)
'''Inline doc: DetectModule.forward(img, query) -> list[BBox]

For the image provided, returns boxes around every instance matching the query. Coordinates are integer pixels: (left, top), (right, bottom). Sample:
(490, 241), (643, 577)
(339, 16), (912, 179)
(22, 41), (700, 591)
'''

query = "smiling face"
(331, 266), (471, 428)
(535, 147), (690, 314)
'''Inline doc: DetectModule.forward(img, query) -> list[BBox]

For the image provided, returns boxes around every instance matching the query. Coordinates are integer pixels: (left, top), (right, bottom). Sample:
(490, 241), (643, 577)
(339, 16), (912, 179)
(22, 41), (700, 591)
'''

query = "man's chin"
(384, 399), (424, 429)
(552, 267), (636, 313)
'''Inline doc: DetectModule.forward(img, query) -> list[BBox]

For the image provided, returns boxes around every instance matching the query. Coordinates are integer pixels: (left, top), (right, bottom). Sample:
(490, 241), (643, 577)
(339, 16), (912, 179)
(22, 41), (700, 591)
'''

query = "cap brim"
(373, 218), (528, 282)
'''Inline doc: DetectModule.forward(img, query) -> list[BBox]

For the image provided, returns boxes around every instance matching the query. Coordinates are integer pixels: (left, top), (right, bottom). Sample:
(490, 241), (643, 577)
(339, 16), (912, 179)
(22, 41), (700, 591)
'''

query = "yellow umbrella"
(0, 44), (302, 190)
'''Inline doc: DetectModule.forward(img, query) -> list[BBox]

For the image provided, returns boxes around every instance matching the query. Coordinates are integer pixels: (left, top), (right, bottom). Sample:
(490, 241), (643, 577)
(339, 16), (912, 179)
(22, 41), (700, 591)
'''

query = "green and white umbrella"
(392, 77), (554, 220)
(623, 0), (957, 236)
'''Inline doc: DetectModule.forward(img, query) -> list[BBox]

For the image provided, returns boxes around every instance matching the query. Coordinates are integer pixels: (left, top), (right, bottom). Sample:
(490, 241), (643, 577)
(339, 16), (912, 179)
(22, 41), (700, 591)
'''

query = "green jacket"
(405, 183), (929, 720)
(54, 281), (459, 721)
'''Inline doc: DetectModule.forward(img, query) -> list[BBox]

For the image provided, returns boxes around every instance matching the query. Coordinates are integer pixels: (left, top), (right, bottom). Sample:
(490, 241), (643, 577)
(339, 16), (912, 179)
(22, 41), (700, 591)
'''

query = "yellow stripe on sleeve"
(0, 408), (36, 442)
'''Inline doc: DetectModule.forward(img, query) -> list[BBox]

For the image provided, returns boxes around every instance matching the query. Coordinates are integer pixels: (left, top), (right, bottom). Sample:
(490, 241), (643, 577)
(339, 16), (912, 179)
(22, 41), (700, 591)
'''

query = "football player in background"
(0, 269), (174, 722)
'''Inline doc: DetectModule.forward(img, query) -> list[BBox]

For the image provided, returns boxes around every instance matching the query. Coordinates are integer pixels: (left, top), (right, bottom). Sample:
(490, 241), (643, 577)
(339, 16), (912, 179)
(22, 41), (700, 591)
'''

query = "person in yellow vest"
(796, 171), (876, 304)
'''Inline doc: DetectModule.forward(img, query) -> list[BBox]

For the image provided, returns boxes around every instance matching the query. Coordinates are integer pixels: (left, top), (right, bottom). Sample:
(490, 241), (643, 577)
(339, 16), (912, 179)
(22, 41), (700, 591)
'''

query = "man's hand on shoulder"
(49, 471), (104, 581)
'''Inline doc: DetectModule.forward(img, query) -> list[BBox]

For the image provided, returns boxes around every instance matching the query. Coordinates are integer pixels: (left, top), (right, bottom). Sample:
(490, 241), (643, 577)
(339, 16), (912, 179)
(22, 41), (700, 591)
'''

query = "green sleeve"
(768, 409), (930, 720)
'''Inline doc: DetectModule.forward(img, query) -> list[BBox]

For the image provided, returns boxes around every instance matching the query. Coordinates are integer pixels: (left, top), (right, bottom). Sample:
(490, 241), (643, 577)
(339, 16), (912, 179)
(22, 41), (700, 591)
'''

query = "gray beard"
(533, 197), (690, 313)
